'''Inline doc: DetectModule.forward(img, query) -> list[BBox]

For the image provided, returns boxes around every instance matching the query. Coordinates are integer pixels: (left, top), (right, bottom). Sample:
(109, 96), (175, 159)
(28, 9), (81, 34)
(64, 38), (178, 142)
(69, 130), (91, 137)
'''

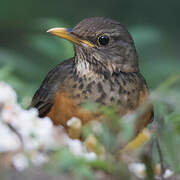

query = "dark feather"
(30, 59), (74, 117)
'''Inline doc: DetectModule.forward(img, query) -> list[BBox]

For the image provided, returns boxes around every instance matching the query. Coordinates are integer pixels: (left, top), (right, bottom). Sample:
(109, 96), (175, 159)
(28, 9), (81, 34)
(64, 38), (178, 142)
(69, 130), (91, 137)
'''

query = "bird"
(30, 17), (153, 135)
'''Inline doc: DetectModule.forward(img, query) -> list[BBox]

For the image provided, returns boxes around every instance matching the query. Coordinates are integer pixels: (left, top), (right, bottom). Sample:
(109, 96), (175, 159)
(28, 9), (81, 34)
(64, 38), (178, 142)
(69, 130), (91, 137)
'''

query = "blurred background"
(0, 0), (180, 105)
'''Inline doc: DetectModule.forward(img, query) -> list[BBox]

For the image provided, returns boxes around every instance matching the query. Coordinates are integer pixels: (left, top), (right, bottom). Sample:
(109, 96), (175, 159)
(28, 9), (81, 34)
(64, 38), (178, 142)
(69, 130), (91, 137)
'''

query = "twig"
(156, 139), (165, 180)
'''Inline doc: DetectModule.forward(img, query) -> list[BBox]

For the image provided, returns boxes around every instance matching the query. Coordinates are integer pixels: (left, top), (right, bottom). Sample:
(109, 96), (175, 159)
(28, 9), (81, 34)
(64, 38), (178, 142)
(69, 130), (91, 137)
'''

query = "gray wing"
(30, 59), (74, 117)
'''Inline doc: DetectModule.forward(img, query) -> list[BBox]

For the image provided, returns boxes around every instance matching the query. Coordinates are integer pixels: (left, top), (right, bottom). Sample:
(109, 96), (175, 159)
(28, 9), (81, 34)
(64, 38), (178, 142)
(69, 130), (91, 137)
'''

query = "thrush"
(30, 17), (153, 135)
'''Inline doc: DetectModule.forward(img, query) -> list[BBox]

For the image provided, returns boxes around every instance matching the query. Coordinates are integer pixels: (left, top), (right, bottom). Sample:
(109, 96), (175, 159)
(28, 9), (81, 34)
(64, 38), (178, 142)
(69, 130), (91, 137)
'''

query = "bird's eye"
(98, 35), (110, 46)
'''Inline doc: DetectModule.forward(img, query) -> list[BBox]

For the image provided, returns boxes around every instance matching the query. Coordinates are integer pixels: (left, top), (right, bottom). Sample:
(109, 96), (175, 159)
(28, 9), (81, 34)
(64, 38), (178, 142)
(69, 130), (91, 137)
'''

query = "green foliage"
(152, 76), (180, 173)
(49, 148), (95, 180)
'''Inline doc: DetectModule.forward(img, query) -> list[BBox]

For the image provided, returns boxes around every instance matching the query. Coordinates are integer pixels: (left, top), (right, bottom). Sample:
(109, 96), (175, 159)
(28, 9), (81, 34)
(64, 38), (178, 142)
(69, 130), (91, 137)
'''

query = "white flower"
(0, 81), (17, 106)
(66, 138), (84, 156)
(66, 137), (97, 160)
(0, 81), (97, 170)
(0, 122), (20, 152)
(31, 152), (49, 166)
(163, 169), (174, 179)
(129, 163), (146, 179)
(0, 81), (57, 154)
(83, 152), (97, 161)
(129, 163), (174, 179)
(67, 117), (81, 127)
(16, 109), (56, 150)
(12, 153), (29, 171)
(67, 117), (82, 139)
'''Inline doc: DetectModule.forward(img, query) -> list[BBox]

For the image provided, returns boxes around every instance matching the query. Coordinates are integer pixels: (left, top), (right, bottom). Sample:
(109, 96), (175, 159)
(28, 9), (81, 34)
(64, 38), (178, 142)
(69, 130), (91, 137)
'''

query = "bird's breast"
(47, 71), (152, 134)
(62, 71), (144, 110)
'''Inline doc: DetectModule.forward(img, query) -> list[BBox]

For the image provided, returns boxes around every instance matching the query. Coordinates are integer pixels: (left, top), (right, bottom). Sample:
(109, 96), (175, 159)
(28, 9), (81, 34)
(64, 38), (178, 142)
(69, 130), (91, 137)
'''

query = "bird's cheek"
(92, 51), (105, 62)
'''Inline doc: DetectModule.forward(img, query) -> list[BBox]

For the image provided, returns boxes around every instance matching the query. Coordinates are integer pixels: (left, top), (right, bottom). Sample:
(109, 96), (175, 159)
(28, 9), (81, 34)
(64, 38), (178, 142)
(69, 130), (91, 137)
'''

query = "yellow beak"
(47, 28), (94, 47)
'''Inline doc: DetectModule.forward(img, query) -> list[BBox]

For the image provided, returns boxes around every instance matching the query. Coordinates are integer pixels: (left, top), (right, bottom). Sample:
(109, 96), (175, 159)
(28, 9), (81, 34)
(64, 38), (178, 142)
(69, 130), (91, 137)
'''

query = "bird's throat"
(74, 45), (116, 78)
(75, 60), (96, 77)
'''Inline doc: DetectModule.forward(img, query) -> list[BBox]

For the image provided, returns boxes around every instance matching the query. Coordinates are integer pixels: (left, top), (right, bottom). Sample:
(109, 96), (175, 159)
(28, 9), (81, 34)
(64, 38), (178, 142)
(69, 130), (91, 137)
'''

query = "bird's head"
(47, 17), (139, 76)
